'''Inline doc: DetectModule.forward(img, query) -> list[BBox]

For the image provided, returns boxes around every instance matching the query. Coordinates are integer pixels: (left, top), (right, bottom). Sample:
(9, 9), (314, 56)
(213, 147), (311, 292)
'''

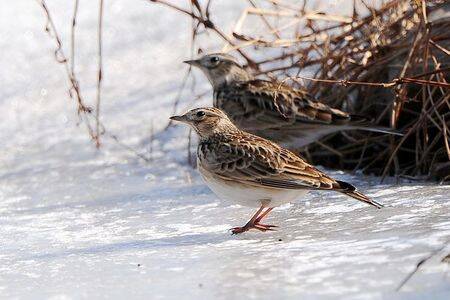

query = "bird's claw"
(254, 223), (278, 231)
(230, 227), (247, 235)
(230, 223), (278, 234)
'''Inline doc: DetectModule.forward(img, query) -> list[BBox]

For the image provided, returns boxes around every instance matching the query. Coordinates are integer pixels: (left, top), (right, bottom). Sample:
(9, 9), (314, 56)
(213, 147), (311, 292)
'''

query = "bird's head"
(184, 53), (251, 88)
(170, 107), (238, 139)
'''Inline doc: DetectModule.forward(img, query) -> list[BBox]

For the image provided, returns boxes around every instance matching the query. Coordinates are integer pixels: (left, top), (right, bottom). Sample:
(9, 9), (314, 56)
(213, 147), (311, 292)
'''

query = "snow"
(1, 0), (449, 299)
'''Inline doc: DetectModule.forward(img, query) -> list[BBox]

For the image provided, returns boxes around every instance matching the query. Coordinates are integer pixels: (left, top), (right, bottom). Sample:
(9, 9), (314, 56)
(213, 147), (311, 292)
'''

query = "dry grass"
(37, 0), (153, 161)
(152, 0), (450, 182)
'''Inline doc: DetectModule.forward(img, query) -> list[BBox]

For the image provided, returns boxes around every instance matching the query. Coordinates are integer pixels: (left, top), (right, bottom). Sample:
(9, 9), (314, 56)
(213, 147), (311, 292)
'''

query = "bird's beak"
(169, 114), (188, 123)
(183, 59), (201, 67)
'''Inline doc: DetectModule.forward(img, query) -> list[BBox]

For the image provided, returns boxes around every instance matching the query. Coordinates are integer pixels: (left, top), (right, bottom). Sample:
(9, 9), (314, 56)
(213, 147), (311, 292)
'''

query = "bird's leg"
(254, 207), (278, 231)
(254, 207), (273, 223)
(231, 206), (277, 234)
(231, 206), (265, 234)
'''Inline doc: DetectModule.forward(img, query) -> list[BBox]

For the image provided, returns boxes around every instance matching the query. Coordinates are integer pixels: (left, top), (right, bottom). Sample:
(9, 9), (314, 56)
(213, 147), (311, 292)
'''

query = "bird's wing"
(217, 80), (352, 130)
(201, 134), (338, 190)
(200, 133), (382, 208)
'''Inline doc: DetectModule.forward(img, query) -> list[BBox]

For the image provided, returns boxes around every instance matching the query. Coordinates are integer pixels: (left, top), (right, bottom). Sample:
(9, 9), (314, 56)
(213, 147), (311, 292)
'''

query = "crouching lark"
(170, 107), (382, 234)
(184, 53), (401, 148)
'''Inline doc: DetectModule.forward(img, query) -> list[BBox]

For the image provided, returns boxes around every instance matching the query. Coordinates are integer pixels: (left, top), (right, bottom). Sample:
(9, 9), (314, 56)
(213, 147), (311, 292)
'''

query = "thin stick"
(106, 133), (151, 163)
(286, 74), (450, 89)
(36, 0), (95, 135)
(396, 244), (448, 291)
(164, 67), (193, 130)
(70, 0), (79, 75)
(149, 120), (154, 161)
(148, 0), (257, 68)
(187, 128), (194, 166)
(95, 0), (104, 148)
(37, 0), (154, 162)
(247, 0), (281, 39)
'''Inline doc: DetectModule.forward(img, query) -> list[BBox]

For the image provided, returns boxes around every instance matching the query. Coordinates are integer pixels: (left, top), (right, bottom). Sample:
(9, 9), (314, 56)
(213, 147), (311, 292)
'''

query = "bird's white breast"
(198, 163), (308, 208)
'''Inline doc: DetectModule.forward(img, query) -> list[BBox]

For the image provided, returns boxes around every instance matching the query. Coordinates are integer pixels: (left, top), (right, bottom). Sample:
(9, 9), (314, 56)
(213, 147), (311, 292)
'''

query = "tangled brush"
(153, 0), (450, 182)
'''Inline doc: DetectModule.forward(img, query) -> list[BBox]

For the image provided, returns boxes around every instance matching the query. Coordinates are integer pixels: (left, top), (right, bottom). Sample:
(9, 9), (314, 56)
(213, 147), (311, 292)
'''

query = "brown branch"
(286, 75), (450, 89)
(396, 243), (448, 291)
(381, 93), (450, 180)
(36, 0), (95, 136)
(148, 0), (257, 68)
(429, 39), (450, 56)
(37, 0), (152, 163)
(95, 0), (104, 148)
(106, 133), (151, 163)
(70, 0), (79, 75)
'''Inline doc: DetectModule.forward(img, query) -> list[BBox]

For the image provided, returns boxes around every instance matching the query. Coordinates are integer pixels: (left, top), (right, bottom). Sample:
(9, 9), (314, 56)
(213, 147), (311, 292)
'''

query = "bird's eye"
(196, 111), (206, 118)
(210, 56), (219, 63)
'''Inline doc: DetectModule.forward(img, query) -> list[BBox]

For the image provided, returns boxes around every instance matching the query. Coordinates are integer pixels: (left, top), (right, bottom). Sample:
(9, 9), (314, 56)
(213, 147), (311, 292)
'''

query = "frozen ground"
(1, 1), (449, 299)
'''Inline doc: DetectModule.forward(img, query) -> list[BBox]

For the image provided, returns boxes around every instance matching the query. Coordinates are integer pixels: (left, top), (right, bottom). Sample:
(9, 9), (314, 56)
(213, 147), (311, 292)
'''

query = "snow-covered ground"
(1, 1), (449, 299)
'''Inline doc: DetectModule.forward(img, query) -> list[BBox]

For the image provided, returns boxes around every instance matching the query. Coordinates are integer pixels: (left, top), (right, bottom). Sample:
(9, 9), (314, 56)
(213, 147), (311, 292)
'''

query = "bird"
(170, 107), (383, 234)
(184, 53), (402, 148)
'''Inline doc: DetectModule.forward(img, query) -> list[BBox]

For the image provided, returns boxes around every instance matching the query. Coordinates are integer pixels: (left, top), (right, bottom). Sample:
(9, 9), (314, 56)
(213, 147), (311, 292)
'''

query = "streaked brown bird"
(170, 107), (383, 234)
(184, 53), (401, 148)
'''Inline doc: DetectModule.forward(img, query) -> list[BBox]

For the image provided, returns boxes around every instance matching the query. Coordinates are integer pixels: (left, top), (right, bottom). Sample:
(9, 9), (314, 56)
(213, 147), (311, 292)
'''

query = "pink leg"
(231, 206), (278, 234)
(255, 207), (273, 223)
(231, 206), (265, 234)
(254, 207), (278, 231)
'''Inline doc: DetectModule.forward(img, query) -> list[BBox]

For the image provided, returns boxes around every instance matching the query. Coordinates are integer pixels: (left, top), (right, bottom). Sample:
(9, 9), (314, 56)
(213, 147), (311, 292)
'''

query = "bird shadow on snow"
(20, 231), (230, 262)
(12, 184), (210, 216)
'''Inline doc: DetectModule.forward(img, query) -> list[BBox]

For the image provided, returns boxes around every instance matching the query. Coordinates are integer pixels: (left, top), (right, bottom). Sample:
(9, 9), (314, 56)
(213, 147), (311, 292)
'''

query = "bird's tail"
(356, 126), (403, 136)
(348, 115), (403, 136)
(335, 180), (383, 209)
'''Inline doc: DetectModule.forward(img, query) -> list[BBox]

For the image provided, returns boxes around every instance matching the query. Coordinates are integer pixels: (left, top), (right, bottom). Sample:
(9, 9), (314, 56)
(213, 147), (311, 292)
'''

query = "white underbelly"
(199, 167), (308, 208)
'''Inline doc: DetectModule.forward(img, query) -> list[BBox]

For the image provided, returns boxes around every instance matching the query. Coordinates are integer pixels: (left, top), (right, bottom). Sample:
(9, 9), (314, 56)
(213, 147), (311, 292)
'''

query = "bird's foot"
(254, 223), (278, 231)
(231, 222), (278, 234)
(230, 226), (248, 234)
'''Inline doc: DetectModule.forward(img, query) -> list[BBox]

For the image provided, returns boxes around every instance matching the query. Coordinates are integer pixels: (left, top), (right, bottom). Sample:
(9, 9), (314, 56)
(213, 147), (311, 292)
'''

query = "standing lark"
(170, 107), (382, 234)
(184, 53), (401, 148)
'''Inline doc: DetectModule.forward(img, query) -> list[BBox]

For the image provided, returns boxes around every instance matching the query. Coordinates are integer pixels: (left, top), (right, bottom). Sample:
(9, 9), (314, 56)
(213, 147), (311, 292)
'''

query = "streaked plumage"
(170, 107), (383, 234)
(185, 53), (401, 148)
